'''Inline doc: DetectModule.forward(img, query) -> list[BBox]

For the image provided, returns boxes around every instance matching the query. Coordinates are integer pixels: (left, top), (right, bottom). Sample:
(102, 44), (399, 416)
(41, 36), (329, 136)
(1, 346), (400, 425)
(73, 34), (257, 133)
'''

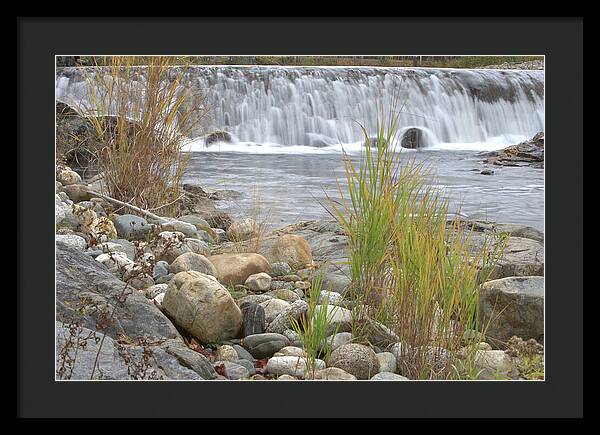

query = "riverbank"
(55, 161), (545, 380)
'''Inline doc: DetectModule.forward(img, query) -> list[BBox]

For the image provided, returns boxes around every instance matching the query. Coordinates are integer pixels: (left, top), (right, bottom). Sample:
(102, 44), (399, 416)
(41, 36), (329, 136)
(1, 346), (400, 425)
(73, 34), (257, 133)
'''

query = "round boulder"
(245, 272), (272, 292)
(169, 252), (217, 277)
(208, 253), (272, 286)
(112, 214), (151, 241)
(264, 234), (313, 270)
(161, 271), (243, 344)
(329, 343), (380, 380)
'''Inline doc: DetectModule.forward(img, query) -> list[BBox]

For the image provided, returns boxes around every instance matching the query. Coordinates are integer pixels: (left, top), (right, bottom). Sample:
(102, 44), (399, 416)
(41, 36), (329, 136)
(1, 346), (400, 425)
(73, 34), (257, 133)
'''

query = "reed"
(327, 103), (508, 379)
(79, 56), (208, 216)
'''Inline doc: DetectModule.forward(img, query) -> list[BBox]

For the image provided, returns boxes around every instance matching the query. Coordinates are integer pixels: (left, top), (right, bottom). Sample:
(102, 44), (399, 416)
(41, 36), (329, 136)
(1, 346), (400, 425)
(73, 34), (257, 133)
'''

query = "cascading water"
(55, 66), (544, 153)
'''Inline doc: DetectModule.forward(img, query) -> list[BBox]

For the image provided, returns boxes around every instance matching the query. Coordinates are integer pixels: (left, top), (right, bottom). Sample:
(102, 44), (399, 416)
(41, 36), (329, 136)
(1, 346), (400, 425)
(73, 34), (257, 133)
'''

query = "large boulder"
(169, 252), (217, 277)
(482, 132), (544, 168)
(161, 271), (243, 343)
(261, 234), (313, 270)
(56, 242), (180, 342)
(207, 253), (272, 286)
(329, 343), (380, 380)
(479, 276), (544, 345)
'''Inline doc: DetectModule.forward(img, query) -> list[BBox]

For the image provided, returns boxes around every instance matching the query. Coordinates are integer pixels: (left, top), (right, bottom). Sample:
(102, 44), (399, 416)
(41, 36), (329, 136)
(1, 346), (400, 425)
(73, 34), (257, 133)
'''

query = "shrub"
(79, 56), (209, 216)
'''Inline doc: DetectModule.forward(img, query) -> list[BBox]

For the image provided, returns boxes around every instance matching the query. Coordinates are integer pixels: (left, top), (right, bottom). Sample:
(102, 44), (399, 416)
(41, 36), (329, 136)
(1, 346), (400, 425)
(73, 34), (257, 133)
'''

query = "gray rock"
(56, 234), (87, 251)
(245, 272), (272, 292)
(273, 346), (306, 357)
(156, 273), (175, 284)
(371, 372), (409, 381)
(240, 302), (266, 337)
(265, 288), (300, 302)
(160, 220), (199, 238)
(235, 359), (256, 376)
(159, 338), (217, 379)
(314, 305), (353, 336)
(376, 352), (397, 374)
(322, 273), (351, 295)
(310, 367), (357, 380)
(260, 298), (291, 324)
(329, 344), (380, 380)
(56, 243), (181, 342)
(266, 356), (325, 379)
(233, 344), (256, 362)
(271, 262), (292, 277)
(242, 333), (289, 359)
(213, 361), (250, 380)
(153, 261), (170, 280)
(266, 300), (309, 334)
(325, 332), (353, 352)
(479, 276), (544, 345)
(113, 214), (151, 241)
(145, 283), (168, 299)
(282, 329), (303, 347)
(318, 290), (343, 305)
(177, 214), (211, 230)
(237, 294), (274, 306)
(474, 349), (518, 380)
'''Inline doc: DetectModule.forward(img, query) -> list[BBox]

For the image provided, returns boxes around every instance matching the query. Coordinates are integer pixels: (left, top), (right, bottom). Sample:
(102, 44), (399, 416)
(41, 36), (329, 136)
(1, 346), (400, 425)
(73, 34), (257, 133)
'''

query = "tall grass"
(327, 103), (508, 379)
(290, 268), (339, 378)
(80, 56), (208, 216)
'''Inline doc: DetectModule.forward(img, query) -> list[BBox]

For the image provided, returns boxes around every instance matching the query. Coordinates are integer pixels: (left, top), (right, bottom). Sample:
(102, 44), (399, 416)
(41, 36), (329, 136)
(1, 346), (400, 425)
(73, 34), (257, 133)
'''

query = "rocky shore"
(55, 163), (545, 381)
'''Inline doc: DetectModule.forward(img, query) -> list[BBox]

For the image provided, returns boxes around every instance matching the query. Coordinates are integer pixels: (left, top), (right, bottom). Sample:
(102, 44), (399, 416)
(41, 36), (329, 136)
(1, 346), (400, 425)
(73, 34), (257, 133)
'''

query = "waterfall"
(55, 66), (544, 152)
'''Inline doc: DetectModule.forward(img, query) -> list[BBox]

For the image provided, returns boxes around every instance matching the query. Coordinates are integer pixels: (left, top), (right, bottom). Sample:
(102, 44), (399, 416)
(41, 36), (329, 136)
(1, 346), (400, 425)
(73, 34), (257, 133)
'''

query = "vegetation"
(58, 55), (543, 69)
(327, 102), (508, 379)
(78, 56), (209, 217)
(290, 268), (339, 378)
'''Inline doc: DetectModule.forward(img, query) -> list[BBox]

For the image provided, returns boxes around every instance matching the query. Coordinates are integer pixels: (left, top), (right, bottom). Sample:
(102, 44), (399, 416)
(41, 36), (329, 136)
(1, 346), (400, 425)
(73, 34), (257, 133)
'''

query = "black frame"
(17, 17), (583, 418)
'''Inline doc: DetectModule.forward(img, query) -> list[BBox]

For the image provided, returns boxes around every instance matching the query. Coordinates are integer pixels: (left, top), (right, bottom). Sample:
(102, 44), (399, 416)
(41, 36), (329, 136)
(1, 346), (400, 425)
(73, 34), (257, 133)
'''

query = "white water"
(55, 66), (544, 152)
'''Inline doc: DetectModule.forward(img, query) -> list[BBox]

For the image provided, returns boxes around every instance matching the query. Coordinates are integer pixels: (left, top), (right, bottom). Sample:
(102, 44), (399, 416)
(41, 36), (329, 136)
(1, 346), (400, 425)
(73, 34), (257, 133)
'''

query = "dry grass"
(78, 56), (209, 216)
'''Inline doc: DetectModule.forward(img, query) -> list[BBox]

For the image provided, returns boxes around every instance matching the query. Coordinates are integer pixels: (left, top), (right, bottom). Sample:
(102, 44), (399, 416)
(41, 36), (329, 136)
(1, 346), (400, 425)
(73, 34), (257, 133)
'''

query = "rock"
(214, 345), (239, 362)
(273, 346), (306, 357)
(157, 274), (175, 284)
(145, 284), (167, 299)
(95, 251), (134, 276)
(104, 239), (136, 260)
(488, 236), (544, 279)
(401, 127), (424, 149)
(205, 130), (232, 145)
(325, 332), (354, 353)
(318, 290), (343, 305)
(479, 276), (544, 345)
(226, 218), (259, 242)
(213, 228), (226, 243)
(321, 273), (351, 295)
(214, 361), (249, 380)
(270, 280), (295, 291)
(56, 234), (87, 251)
(152, 261), (170, 280)
(159, 338), (218, 379)
(295, 281), (310, 290)
(265, 288), (300, 302)
(482, 133), (544, 168)
(238, 294), (273, 306)
(314, 305), (353, 335)
(266, 356), (325, 379)
(329, 344), (380, 380)
(160, 220), (199, 239)
(363, 320), (400, 349)
(232, 344), (256, 362)
(376, 352), (397, 374)
(152, 293), (165, 308)
(62, 184), (95, 203)
(242, 333), (289, 359)
(57, 169), (82, 185)
(169, 252), (217, 277)
(266, 300), (309, 334)
(371, 372), (409, 380)
(259, 299), (292, 324)
(235, 359), (256, 376)
(152, 231), (191, 264)
(271, 262), (292, 277)
(282, 329), (303, 347)
(112, 214), (151, 241)
(480, 169), (494, 175)
(474, 349), (518, 379)
(240, 302), (266, 336)
(208, 253), (272, 286)
(262, 234), (313, 270)
(161, 271), (242, 344)
(245, 272), (272, 292)
(177, 214), (211, 230)
(280, 274), (302, 282)
(310, 367), (357, 380)
(277, 374), (298, 380)
(56, 243), (181, 343)
(183, 238), (211, 256)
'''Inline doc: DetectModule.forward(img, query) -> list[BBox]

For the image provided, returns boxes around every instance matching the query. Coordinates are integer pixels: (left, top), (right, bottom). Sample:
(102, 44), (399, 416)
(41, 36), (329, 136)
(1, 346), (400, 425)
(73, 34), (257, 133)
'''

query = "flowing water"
(55, 66), (545, 231)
